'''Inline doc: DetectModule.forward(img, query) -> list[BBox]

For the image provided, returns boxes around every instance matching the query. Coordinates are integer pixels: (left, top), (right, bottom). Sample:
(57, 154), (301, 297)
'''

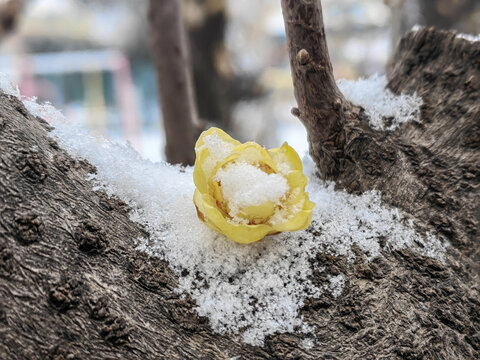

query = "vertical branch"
(149, 0), (202, 165)
(281, 0), (349, 178)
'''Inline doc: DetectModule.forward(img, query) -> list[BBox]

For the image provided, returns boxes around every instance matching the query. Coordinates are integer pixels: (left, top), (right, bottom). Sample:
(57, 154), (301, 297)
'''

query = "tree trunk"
(282, 0), (479, 260)
(1, 9), (479, 360)
(148, 0), (202, 165)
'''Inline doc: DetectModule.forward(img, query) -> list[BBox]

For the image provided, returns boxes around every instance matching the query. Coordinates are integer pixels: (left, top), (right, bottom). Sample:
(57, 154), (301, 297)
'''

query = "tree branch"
(149, 0), (202, 165)
(281, 0), (350, 178)
(281, 1), (479, 251)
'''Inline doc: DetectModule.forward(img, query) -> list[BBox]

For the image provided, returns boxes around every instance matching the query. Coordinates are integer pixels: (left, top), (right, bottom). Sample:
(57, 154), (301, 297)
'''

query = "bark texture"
(149, 0), (203, 165)
(282, 0), (479, 262)
(0, 14), (479, 360)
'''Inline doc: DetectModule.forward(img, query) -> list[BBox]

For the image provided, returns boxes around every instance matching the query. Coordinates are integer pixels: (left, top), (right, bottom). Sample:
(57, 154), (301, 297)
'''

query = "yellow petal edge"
(193, 127), (315, 244)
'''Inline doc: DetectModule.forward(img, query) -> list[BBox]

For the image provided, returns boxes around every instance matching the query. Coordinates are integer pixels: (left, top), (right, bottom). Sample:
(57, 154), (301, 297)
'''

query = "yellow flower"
(193, 127), (315, 244)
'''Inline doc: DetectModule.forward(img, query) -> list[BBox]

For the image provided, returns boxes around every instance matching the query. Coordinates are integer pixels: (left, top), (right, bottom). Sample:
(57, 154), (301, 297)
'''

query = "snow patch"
(327, 274), (346, 298)
(48, 119), (447, 345)
(0, 73), (448, 347)
(301, 338), (315, 350)
(338, 74), (423, 130)
(410, 24), (422, 33)
(0, 73), (20, 97)
(24, 99), (67, 123)
(456, 32), (480, 42)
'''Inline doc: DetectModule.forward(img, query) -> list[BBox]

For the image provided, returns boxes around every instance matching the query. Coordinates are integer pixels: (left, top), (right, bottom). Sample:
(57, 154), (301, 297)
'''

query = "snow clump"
(338, 74), (423, 130)
(214, 162), (288, 222)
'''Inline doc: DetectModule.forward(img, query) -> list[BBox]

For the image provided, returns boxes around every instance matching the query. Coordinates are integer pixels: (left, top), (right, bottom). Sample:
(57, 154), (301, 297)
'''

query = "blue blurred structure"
(0, 49), (163, 161)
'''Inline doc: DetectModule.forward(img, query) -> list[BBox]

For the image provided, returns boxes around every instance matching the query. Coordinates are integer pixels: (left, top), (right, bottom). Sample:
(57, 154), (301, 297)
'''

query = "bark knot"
(0, 245), (15, 276)
(14, 212), (44, 245)
(49, 278), (83, 312)
(291, 107), (301, 117)
(296, 49), (310, 65)
(74, 221), (108, 254)
(100, 315), (130, 345)
(14, 148), (48, 183)
(88, 296), (110, 320)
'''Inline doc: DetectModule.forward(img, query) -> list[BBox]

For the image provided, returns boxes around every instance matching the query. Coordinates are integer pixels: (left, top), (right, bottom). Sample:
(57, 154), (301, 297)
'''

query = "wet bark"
(148, 0), (203, 165)
(0, 6), (479, 360)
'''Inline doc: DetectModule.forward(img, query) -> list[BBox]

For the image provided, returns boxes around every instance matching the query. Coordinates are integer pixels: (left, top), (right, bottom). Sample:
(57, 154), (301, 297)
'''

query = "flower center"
(214, 162), (288, 223)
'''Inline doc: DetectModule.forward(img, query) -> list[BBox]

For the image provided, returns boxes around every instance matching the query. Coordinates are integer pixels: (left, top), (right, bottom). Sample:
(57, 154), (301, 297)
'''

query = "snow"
(1, 73), (449, 347)
(327, 274), (345, 299)
(198, 132), (236, 175)
(0, 73), (20, 97)
(301, 338), (315, 350)
(411, 25), (480, 43)
(47, 120), (447, 345)
(338, 74), (423, 130)
(411, 24), (422, 33)
(456, 32), (480, 42)
(214, 162), (288, 222)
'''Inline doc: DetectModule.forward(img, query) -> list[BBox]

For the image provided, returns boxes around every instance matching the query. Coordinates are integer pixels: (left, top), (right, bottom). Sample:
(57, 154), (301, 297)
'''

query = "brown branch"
(149, 0), (202, 165)
(281, 0), (351, 178)
(281, 2), (479, 252)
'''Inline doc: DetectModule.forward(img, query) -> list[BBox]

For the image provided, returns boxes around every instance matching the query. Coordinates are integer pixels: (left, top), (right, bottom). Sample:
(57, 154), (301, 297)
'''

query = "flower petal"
(272, 194), (315, 232)
(239, 201), (275, 224)
(194, 128), (241, 181)
(194, 190), (272, 244)
(268, 142), (303, 173)
(231, 142), (278, 173)
(285, 170), (308, 205)
(193, 147), (210, 193)
(195, 127), (241, 149)
(193, 128), (315, 244)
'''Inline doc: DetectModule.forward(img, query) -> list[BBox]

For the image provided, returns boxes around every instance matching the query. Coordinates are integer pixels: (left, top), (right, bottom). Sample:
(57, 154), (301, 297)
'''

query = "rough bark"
(0, 85), (478, 359)
(148, 0), (203, 165)
(281, 0), (349, 180)
(1, 9), (479, 360)
(282, 0), (479, 261)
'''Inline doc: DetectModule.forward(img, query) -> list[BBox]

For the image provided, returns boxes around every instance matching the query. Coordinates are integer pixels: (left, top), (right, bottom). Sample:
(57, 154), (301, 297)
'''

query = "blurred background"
(0, 0), (478, 162)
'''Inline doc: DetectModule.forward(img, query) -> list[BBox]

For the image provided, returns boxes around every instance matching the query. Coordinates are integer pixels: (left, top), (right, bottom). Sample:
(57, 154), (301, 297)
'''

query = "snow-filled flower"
(193, 127), (315, 244)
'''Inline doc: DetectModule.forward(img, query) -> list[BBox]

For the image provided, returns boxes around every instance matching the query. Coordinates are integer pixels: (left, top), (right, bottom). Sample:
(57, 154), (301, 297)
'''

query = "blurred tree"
(386, 0), (480, 49)
(183, 0), (262, 131)
(148, 0), (203, 165)
(0, 0), (24, 37)
(148, 0), (262, 164)
(418, 0), (479, 32)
